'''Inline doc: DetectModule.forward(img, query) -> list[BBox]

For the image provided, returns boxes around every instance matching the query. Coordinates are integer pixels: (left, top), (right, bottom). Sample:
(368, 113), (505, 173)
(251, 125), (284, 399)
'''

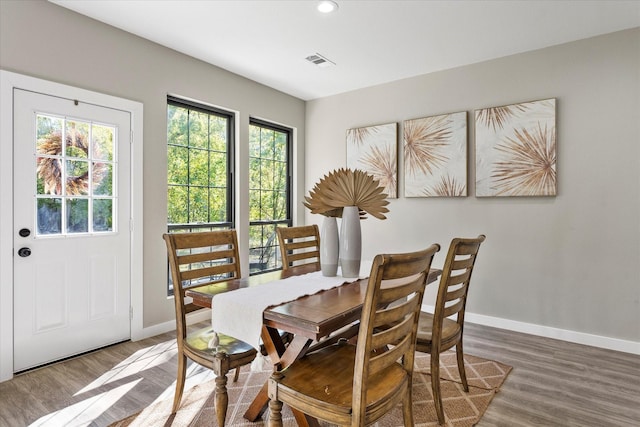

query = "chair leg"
(214, 374), (229, 427)
(172, 353), (188, 413)
(431, 351), (445, 425)
(268, 398), (283, 427)
(456, 342), (469, 392)
(402, 388), (414, 427)
(233, 366), (240, 382)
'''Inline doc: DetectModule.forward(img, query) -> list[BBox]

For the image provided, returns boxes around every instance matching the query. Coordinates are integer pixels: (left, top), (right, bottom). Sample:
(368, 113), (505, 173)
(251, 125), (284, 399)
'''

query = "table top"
(186, 265), (442, 341)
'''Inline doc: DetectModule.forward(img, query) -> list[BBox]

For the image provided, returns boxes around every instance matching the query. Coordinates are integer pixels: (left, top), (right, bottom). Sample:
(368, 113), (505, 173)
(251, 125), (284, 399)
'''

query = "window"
(167, 97), (234, 232)
(167, 97), (234, 292)
(248, 119), (291, 274)
(35, 114), (116, 235)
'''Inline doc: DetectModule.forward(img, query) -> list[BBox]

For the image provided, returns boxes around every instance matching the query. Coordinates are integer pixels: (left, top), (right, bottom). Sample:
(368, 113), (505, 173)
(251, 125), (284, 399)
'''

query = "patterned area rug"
(111, 352), (511, 427)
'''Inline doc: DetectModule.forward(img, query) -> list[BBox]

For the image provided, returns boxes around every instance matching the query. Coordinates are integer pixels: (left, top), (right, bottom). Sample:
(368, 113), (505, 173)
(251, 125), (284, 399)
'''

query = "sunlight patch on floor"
(75, 340), (177, 395)
(151, 363), (215, 405)
(30, 379), (141, 427)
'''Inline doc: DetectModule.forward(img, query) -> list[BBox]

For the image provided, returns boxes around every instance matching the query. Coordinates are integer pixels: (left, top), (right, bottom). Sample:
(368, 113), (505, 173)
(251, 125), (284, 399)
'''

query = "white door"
(13, 89), (131, 372)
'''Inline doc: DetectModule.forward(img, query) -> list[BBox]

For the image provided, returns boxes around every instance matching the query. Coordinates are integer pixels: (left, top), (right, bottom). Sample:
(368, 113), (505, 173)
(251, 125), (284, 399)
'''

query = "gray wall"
(0, 0), (306, 327)
(305, 28), (640, 344)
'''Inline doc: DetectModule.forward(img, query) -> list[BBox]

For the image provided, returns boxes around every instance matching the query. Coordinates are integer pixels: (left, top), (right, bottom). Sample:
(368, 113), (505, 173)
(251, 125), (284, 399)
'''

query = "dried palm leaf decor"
(475, 98), (556, 197)
(303, 168), (389, 219)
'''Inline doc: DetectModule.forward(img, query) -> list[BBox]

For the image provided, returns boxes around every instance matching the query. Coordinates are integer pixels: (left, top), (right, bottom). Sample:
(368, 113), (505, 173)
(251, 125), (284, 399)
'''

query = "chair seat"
(416, 312), (461, 350)
(185, 326), (257, 361)
(275, 343), (408, 420)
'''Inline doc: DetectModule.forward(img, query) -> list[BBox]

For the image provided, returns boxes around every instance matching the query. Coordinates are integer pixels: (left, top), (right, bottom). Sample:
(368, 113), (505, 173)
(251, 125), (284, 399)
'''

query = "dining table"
(185, 263), (442, 427)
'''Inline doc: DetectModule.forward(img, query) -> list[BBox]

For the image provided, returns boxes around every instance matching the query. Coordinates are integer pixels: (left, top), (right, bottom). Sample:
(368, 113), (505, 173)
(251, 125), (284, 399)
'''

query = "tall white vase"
(320, 216), (339, 277)
(339, 206), (361, 278)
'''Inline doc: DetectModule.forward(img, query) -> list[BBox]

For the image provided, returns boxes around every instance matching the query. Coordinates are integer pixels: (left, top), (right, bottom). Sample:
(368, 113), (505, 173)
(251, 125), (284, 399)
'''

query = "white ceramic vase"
(339, 206), (361, 278)
(320, 216), (339, 277)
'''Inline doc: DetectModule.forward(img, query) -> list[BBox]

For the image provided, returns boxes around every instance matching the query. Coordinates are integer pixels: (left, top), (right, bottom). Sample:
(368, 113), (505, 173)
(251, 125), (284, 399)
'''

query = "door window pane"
(34, 114), (117, 236)
(93, 199), (113, 232)
(93, 163), (113, 196)
(36, 157), (61, 195)
(92, 124), (114, 161)
(66, 198), (89, 233)
(36, 115), (63, 144)
(37, 198), (62, 235)
(65, 123), (89, 158)
(66, 160), (89, 196)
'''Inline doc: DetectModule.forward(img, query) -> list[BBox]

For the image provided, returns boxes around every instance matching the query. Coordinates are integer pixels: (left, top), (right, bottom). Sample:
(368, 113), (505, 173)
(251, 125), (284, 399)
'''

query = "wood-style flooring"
(1, 322), (638, 427)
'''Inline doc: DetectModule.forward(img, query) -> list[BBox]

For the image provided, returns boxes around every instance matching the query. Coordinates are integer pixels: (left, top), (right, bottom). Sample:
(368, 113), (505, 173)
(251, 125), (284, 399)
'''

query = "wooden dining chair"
(276, 224), (321, 270)
(267, 244), (440, 427)
(415, 234), (486, 425)
(163, 230), (258, 427)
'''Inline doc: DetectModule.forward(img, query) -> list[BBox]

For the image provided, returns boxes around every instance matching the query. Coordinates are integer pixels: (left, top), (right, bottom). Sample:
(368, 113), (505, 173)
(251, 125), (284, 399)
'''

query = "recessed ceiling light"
(317, 1), (338, 13)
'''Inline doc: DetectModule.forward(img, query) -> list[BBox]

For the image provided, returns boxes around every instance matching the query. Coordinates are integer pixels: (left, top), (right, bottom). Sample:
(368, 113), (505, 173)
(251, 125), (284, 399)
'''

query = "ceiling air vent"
(305, 53), (335, 68)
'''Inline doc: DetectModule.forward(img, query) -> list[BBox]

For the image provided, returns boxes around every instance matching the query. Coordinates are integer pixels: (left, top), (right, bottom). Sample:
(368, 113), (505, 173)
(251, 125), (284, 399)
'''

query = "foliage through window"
(249, 119), (291, 274)
(167, 97), (234, 232)
(167, 97), (234, 293)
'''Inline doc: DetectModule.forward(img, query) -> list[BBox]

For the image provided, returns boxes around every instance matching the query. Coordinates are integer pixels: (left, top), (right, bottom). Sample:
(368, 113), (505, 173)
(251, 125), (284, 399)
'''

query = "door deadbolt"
(18, 247), (31, 258)
(19, 228), (31, 237)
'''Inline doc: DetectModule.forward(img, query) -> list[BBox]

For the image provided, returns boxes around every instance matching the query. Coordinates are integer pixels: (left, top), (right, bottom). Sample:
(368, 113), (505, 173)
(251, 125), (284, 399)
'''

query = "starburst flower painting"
(475, 98), (556, 197)
(346, 122), (398, 198)
(404, 111), (467, 197)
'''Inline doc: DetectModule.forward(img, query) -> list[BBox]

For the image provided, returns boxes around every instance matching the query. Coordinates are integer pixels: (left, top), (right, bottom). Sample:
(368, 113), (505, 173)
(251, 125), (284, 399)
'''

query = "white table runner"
(211, 261), (372, 351)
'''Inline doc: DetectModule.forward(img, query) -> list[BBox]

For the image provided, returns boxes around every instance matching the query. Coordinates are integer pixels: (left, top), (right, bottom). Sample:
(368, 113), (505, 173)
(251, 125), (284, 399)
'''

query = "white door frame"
(0, 70), (144, 382)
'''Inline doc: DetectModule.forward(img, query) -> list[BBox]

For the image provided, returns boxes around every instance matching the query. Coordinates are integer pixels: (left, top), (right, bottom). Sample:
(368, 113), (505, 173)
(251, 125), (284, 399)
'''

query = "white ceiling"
(51, 0), (640, 101)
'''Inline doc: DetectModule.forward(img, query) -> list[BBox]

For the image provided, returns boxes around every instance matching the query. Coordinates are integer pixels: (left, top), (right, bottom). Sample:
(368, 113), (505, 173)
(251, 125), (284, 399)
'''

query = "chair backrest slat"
(179, 263), (238, 282)
(447, 269), (471, 287)
(371, 312), (413, 350)
(178, 248), (237, 265)
(446, 284), (468, 301)
(285, 251), (320, 264)
(374, 296), (417, 327)
(369, 332), (411, 374)
(284, 240), (318, 251)
(443, 299), (465, 318)
(451, 256), (474, 270)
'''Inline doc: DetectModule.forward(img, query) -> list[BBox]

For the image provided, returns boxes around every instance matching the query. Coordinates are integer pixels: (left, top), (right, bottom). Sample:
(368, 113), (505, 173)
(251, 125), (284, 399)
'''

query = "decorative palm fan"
(304, 168), (389, 220)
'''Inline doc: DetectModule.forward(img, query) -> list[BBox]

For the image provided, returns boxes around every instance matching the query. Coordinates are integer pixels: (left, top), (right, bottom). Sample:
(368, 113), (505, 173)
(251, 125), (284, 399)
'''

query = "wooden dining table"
(185, 263), (442, 426)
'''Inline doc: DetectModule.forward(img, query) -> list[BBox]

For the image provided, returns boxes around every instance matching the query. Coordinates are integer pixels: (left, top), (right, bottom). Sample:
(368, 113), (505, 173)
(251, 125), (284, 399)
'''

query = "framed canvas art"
(346, 122), (397, 198)
(403, 111), (467, 197)
(475, 98), (556, 197)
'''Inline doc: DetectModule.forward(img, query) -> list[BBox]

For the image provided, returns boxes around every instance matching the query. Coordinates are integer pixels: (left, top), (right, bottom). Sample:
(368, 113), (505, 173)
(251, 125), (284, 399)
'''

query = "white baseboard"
(422, 305), (640, 356)
(134, 309), (212, 341)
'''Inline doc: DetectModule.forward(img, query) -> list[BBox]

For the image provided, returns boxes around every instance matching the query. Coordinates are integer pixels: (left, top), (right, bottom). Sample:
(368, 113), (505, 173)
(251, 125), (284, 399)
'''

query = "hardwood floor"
(1, 322), (638, 427)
